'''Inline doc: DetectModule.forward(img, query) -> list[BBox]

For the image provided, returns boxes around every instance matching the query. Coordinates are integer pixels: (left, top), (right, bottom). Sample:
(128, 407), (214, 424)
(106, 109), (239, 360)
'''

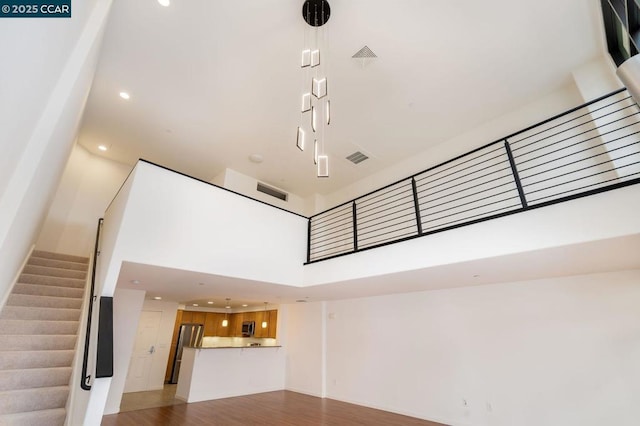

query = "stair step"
(31, 250), (88, 264)
(0, 407), (65, 426)
(12, 283), (84, 299)
(18, 274), (85, 289)
(6, 294), (82, 309)
(0, 367), (71, 391)
(0, 320), (79, 336)
(0, 306), (81, 322)
(0, 335), (77, 351)
(22, 265), (86, 280)
(27, 256), (88, 271)
(0, 350), (74, 370)
(0, 386), (69, 415)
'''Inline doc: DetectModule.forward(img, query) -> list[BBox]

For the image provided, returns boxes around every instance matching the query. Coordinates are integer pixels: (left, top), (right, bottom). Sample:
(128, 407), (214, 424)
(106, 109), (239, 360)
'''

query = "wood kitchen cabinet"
(230, 312), (243, 337)
(170, 309), (278, 343)
(268, 310), (278, 338)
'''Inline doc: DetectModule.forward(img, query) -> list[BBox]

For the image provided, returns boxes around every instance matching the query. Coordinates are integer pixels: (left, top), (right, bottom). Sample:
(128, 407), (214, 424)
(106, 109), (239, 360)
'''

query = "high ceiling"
(79, 0), (606, 198)
(81, 0), (622, 307)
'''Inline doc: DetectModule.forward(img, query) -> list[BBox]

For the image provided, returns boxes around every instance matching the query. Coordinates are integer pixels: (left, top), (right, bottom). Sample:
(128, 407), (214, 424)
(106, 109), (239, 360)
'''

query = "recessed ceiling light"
(158, 0), (170, 6)
(119, 91), (130, 100)
(242, 304), (248, 307)
(130, 279), (140, 284)
(154, 296), (162, 300)
(98, 145), (108, 152)
(225, 305), (231, 309)
(193, 303), (199, 307)
(207, 301), (214, 304)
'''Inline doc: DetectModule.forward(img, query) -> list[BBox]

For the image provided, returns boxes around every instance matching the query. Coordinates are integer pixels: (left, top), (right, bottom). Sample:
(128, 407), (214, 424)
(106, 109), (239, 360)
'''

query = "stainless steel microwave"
(241, 321), (255, 337)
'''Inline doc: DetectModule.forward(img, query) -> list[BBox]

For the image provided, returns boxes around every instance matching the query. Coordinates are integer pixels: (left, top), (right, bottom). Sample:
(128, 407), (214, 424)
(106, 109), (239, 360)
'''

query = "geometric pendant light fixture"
(297, 0), (331, 178)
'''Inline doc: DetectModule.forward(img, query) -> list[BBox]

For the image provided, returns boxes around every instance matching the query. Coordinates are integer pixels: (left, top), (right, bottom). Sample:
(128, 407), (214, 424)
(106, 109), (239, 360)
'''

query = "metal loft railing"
(307, 88), (640, 263)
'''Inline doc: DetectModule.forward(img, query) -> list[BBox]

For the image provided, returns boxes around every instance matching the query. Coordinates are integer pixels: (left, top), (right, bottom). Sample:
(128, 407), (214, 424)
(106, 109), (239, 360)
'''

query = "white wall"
(0, 0), (113, 308)
(219, 168), (308, 216)
(37, 144), (131, 256)
(100, 161), (308, 297)
(103, 288), (146, 415)
(317, 270), (640, 426)
(283, 302), (325, 397)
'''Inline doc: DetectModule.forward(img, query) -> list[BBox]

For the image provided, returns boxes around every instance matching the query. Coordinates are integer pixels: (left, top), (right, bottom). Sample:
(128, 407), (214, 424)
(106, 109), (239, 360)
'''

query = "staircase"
(0, 250), (89, 426)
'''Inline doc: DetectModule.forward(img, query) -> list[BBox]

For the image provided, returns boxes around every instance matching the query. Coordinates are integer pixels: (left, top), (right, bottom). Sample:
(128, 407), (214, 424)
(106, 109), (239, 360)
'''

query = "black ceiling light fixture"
(302, 0), (330, 27)
(297, 0), (331, 178)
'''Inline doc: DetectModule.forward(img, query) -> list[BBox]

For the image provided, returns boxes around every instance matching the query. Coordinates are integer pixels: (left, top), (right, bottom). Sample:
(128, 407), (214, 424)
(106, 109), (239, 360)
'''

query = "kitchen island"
(175, 346), (285, 403)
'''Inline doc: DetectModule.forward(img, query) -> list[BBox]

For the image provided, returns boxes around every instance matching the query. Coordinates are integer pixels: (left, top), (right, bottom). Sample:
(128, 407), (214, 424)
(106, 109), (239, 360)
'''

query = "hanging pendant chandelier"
(297, 0), (331, 178)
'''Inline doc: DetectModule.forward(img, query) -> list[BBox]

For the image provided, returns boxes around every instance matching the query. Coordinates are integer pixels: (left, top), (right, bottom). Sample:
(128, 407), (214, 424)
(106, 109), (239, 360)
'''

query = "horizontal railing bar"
(417, 168), (513, 200)
(520, 140), (640, 183)
(357, 210), (416, 228)
(518, 132), (640, 175)
(359, 232), (418, 248)
(356, 185), (412, 211)
(356, 194), (414, 219)
(512, 113), (640, 162)
(528, 171), (640, 204)
(421, 195), (521, 222)
(312, 238), (353, 253)
(420, 187), (518, 216)
(359, 224), (417, 240)
(356, 187), (413, 212)
(415, 150), (507, 190)
(514, 121), (640, 167)
(357, 214), (417, 234)
(310, 221), (352, 237)
(356, 179), (411, 204)
(508, 95), (633, 146)
(501, 87), (628, 143)
(419, 178), (515, 210)
(310, 230), (354, 246)
(358, 225), (418, 243)
(415, 157), (510, 194)
(311, 208), (352, 227)
(310, 226), (352, 240)
(525, 161), (640, 197)
(311, 211), (352, 230)
(510, 102), (637, 151)
(311, 242), (354, 256)
(309, 227), (353, 243)
(522, 154), (638, 189)
(414, 145), (505, 183)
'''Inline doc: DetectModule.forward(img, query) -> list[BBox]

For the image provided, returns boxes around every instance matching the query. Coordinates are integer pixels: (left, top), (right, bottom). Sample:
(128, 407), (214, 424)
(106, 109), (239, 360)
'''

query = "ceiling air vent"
(352, 45), (377, 59)
(257, 183), (288, 202)
(346, 151), (369, 165)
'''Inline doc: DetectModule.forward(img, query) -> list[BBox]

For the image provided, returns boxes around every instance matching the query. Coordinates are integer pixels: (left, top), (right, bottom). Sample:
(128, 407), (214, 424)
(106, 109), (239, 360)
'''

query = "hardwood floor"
(101, 390), (447, 426)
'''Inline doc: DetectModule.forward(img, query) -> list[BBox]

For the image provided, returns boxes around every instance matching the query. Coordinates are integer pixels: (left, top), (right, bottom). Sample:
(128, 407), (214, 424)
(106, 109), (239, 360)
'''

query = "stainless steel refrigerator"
(169, 323), (204, 384)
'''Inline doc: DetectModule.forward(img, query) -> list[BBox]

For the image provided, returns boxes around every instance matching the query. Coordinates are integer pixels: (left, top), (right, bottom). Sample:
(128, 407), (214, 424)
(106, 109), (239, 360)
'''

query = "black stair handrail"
(80, 217), (103, 390)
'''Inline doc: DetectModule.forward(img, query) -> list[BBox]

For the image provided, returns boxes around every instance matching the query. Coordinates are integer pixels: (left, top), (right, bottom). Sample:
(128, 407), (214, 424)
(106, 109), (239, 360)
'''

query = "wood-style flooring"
(102, 390), (447, 426)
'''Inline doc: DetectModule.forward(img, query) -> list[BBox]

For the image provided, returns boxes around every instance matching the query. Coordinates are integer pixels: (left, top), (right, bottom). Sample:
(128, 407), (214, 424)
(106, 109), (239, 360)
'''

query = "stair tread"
(0, 407), (66, 425)
(0, 386), (69, 414)
(0, 350), (74, 370)
(31, 250), (88, 264)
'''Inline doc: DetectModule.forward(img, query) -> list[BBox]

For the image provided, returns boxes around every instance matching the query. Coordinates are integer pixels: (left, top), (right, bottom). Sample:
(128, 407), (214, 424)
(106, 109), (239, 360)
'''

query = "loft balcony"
(95, 89), (640, 298)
